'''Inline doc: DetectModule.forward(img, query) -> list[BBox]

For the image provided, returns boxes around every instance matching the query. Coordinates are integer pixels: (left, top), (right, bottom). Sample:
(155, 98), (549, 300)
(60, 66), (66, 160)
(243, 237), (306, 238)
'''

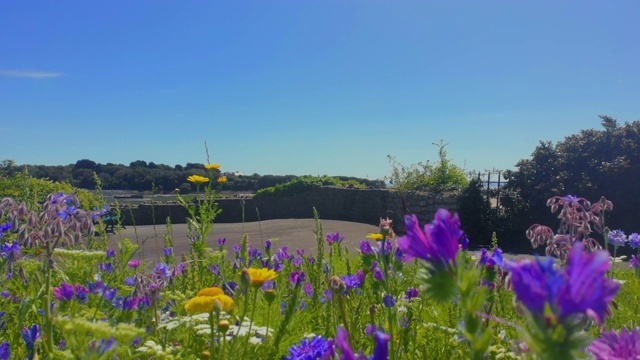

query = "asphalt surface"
(108, 219), (380, 263)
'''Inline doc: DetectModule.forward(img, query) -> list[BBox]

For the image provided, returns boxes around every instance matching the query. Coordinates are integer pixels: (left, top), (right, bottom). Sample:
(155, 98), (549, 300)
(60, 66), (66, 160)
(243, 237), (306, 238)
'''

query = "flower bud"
(218, 319), (230, 333)
(240, 268), (252, 288)
(263, 289), (276, 304)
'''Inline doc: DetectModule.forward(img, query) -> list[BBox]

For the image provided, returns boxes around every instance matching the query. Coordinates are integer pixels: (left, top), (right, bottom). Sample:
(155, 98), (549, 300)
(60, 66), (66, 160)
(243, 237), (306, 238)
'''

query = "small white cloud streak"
(0, 70), (64, 79)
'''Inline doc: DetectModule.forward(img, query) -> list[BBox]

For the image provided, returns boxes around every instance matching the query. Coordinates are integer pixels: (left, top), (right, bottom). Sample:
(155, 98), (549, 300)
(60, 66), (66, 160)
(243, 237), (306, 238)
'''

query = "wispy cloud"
(0, 70), (65, 79)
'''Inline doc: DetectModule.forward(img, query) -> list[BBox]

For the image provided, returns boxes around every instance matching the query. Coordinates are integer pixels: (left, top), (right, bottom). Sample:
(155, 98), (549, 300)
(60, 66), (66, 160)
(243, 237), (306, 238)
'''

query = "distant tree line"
(0, 159), (385, 193)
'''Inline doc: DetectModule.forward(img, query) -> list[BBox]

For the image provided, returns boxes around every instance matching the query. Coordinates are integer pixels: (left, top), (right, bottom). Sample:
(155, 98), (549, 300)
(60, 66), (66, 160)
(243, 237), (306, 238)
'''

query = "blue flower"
(0, 223), (12, 239)
(22, 324), (40, 357)
(286, 335), (334, 360)
(0, 341), (9, 360)
(608, 229), (627, 248)
(383, 294), (396, 308)
(628, 233), (640, 249)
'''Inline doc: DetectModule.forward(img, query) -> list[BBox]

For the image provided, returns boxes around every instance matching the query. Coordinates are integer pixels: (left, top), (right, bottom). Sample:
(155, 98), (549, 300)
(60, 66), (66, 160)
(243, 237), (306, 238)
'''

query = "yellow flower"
(196, 287), (224, 297)
(184, 294), (235, 315)
(205, 163), (221, 170)
(366, 233), (384, 241)
(245, 268), (278, 288)
(187, 175), (209, 184)
(217, 176), (228, 184)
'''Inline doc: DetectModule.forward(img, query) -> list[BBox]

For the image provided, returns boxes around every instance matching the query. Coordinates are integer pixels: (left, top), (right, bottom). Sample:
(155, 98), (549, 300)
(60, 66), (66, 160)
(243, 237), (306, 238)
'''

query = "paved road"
(108, 219), (380, 263)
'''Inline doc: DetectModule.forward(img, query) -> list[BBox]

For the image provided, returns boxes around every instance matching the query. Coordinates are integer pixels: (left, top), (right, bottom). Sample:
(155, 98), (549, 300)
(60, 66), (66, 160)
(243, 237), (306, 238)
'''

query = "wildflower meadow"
(1, 164), (640, 359)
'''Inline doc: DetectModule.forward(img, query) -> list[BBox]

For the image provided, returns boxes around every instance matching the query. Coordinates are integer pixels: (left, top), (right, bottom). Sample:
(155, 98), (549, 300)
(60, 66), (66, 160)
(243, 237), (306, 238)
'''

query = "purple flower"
(163, 247), (173, 256)
(127, 259), (141, 268)
(479, 248), (504, 268)
(589, 327), (640, 360)
(405, 288), (419, 300)
(292, 256), (304, 268)
(0, 341), (10, 360)
(360, 240), (373, 255)
(397, 210), (463, 267)
(336, 326), (356, 360)
(508, 242), (620, 324)
(22, 324), (40, 352)
(365, 323), (377, 336)
(608, 229), (627, 248)
(631, 255), (640, 269)
(307, 256), (316, 265)
(289, 271), (306, 286)
(99, 263), (114, 274)
(106, 250), (115, 258)
(383, 294), (395, 308)
(373, 332), (391, 360)
(217, 237), (226, 246)
(326, 232), (344, 244)
(0, 241), (19, 255)
(210, 264), (221, 276)
(125, 277), (136, 286)
(296, 249), (305, 256)
(341, 274), (361, 291)
(233, 245), (242, 253)
(265, 240), (272, 251)
(286, 335), (334, 360)
(563, 195), (578, 202)
(304, 282), (314, 298)
(356, 269), (365, 285)
(628, 233), (640, 249)
(88, 337), (117, 357)
(373, 267), (384, 281)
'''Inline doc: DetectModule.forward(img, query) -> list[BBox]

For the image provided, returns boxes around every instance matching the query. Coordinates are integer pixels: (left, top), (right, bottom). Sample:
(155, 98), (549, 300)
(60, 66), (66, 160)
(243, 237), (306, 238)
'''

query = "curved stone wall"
(118, 187), (458, 228)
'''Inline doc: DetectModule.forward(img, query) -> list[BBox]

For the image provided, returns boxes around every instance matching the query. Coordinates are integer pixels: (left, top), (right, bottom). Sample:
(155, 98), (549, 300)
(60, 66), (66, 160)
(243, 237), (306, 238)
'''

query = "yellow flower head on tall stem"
(217, 176), (228, 184)
(205, 163), (221, 171)
(244, 268), (278, 288)
(184, 293), (235, 315)
(366, 233), (385, 241)
(196, 287), (224, 297)
(187, 175), (209, 184)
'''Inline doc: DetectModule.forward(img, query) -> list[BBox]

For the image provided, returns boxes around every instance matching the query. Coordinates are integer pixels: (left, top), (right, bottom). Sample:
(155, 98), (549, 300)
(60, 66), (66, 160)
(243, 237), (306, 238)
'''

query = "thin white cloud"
(0, 70), (64, 79)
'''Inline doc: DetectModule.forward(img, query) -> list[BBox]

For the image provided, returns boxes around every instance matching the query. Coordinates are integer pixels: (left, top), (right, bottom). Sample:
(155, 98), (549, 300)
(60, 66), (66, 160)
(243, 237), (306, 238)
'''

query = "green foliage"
(7, 158), (382, 193)
(254, 175), (366, 198)
(0, 171), (102, 210)
(387, 140), (468, 195)
(457, 178), (494, 246)
(498, 116), (640, 251)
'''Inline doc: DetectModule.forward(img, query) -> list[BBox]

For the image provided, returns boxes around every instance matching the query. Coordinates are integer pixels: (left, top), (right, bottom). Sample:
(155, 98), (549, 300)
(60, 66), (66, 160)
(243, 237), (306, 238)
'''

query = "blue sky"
(1, 1), (638, 180)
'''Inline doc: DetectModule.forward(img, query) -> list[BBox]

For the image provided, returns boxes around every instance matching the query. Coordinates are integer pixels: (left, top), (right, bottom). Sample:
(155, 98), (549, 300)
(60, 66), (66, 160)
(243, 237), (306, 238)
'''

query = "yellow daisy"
(217, 176), (228, 184)
(205, 163), (221, 170)
(366, 233), (385, 241)
(245, 268), (278, 288)
(196, 287), (224, 297)
(187, 175), (209, 184)
(184, 294), (234, 315)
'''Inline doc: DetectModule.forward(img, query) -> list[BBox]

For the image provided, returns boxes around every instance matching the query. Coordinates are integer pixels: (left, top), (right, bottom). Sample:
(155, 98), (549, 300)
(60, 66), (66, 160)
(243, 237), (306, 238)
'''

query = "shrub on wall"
(254, 176), (366, 198)
(0, 171), (103, 210)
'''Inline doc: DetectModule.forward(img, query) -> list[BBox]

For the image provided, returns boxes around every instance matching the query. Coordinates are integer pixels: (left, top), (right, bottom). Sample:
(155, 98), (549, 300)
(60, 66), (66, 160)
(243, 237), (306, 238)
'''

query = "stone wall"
(117, 187), (458, 228)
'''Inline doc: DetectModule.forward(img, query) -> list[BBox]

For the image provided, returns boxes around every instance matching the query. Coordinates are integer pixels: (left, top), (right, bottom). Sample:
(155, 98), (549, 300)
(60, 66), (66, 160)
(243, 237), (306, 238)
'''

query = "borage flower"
(589, 327), (640, 360)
